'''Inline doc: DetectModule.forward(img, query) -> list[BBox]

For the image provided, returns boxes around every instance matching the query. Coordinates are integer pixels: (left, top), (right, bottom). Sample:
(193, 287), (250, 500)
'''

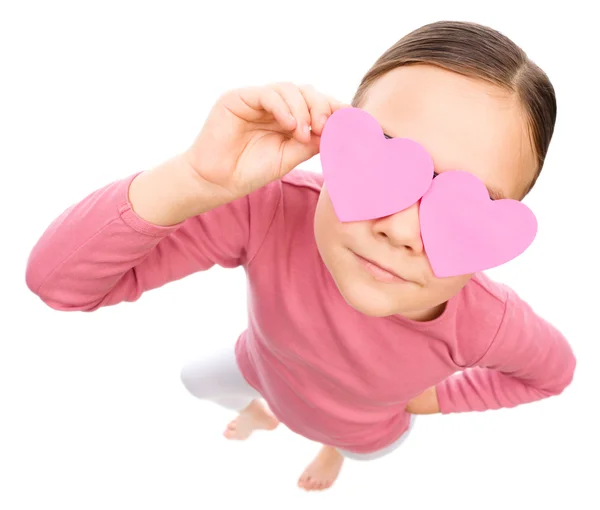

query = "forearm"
(26, 155), (242, 311)
(434, 364), (574, 414)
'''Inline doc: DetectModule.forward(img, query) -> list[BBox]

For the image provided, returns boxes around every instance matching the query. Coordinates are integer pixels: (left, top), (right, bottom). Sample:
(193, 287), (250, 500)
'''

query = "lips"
(354, 253), (408, 282)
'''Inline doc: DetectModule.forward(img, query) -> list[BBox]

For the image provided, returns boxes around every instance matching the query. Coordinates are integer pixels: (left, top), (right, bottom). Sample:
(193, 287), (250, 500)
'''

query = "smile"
(353, 253), (410, 284)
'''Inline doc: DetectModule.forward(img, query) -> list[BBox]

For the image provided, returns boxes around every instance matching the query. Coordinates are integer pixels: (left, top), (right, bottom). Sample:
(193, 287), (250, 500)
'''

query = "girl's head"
(314, 21), (557, 320)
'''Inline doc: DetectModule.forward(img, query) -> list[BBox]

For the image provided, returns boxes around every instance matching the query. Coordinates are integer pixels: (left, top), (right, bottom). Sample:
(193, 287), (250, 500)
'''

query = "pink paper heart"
(320, 107), (434, 222)
(420, 171), (537, 277)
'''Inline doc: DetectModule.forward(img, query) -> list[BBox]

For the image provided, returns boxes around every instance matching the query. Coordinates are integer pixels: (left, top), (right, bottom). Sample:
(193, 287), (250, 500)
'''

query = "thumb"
(279, 133), (321, 176)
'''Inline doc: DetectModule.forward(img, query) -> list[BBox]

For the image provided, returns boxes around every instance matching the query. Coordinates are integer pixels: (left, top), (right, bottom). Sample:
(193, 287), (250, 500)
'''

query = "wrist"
(128, 153), (235, 226)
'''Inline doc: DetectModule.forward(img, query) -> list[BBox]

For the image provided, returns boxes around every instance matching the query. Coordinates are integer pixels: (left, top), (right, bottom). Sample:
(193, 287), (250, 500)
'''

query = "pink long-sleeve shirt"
(26, 169), (576, 454)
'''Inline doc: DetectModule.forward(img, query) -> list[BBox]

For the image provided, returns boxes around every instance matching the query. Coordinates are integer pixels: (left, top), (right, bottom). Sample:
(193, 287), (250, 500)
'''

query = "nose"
(371, 201), (424, 253)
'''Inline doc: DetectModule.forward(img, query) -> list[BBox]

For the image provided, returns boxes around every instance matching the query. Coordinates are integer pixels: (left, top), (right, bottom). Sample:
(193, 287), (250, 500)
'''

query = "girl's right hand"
(184, 83), (350, 200)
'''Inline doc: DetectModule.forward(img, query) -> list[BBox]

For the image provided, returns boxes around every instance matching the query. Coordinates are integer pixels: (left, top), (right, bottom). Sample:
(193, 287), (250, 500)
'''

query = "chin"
(336, 280), (400, 317)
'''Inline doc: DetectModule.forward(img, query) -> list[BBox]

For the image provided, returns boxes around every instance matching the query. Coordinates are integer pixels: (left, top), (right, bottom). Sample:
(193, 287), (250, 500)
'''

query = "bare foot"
(223, 399), (279, 440)
(297, 445), (344, 491)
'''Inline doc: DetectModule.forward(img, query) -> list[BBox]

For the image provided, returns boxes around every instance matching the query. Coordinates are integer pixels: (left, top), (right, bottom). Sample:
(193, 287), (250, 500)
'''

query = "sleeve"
(25, 171), (280, 311)
(435, 287), (577, 414)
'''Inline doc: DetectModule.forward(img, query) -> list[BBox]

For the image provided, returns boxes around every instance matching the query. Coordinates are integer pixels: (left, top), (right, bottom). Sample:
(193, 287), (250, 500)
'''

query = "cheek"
(314, 189), (357, 257)
(314, 190), (337, 253)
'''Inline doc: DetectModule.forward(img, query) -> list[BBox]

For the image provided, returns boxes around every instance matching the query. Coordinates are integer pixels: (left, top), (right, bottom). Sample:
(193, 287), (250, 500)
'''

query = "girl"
(26, 21), (576, 492)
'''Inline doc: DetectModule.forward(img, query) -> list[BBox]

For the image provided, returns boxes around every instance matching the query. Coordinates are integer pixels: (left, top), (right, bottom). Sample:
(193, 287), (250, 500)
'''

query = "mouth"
(353, 252), (411, 284)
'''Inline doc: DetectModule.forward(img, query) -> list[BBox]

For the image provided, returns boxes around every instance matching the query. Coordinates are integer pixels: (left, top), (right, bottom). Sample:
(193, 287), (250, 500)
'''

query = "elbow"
(24, 261), (61, 309)
(558, 355), (577, 394)
(24, 251), (63, 308)
(31, 294), (102, 312)
(25, 254), (44, 298)
(25, 255), (105, 312)
(27, 288), (99, 312)
(541, 353), (577, 397)
(557, 350), (577, 394)
(25, 269), (99, 312)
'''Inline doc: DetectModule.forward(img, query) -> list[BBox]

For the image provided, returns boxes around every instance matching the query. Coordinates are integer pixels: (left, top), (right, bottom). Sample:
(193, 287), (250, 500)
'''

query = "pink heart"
(320, 107), (433, 222)
(420, 171), (538, 277)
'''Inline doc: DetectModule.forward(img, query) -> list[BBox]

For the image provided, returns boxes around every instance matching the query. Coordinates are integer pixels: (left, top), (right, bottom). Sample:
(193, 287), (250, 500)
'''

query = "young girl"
(26, 21), (576, 492)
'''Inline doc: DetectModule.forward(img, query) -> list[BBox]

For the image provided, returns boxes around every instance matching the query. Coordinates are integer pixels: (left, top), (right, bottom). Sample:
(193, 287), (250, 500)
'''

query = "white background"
(2, 1), (599, 509)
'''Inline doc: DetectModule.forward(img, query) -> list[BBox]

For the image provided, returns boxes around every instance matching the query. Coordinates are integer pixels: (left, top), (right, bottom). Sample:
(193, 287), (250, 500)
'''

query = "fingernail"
(320, 115), (328, 126)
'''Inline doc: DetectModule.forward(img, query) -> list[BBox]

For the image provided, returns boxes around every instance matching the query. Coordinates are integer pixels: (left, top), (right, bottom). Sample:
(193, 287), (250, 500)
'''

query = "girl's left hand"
(405, 386), (440, 414)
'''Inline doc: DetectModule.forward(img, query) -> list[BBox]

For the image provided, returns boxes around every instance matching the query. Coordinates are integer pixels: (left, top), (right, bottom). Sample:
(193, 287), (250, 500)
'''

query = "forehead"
(359, 64), (536, 199)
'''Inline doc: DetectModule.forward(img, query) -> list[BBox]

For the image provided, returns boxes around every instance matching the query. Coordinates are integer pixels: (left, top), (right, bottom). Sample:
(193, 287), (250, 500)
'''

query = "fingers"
(234, 86), (298, 132)
(272, 82), (351, 140)
(329, 96), (352, 113)
(300, 86), (352, 135)
(227, 83), (350, 143)
(271, 82), (313, 143)
(298, 84), (335, 136)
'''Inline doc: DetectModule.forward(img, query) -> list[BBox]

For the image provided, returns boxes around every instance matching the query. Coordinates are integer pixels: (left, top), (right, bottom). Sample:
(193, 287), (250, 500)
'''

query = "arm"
(25, 154), (275, 311)
(434, 287), (576, 414)
(406, 386), (440, 415)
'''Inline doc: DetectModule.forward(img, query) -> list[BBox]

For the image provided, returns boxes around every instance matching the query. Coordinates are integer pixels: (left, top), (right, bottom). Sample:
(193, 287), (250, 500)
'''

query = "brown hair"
(351, 21), (556, 196)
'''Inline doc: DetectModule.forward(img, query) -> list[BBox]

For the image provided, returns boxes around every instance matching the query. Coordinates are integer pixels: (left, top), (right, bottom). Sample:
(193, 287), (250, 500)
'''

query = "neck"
(396, 301), (447, 322)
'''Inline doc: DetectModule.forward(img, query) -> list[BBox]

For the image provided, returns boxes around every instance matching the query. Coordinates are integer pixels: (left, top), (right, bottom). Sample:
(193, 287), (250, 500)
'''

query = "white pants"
(180, 344), (415, 461)
(338, 414), (416, 461)
(180, 345), (261, 412)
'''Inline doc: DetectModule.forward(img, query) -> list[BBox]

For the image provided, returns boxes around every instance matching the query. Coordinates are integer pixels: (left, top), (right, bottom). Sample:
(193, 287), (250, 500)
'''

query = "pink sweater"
(26, 169), (576, 454)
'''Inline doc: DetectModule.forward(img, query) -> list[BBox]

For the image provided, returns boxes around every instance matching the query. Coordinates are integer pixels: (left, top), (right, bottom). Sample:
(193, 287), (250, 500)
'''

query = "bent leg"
(180, 344), (261, 411)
